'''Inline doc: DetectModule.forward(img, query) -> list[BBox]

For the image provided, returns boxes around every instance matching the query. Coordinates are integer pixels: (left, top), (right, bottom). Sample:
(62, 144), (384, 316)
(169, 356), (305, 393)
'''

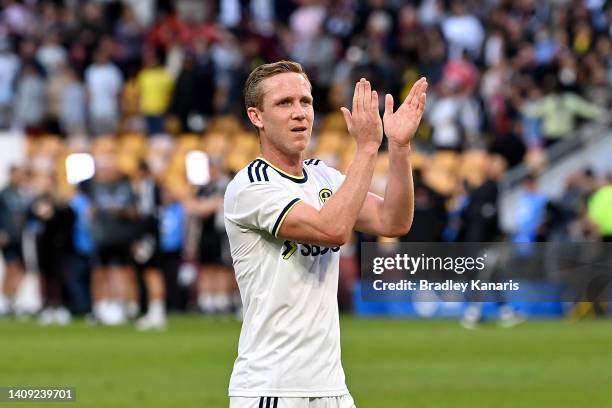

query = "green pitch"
(1, 316), (611, 407)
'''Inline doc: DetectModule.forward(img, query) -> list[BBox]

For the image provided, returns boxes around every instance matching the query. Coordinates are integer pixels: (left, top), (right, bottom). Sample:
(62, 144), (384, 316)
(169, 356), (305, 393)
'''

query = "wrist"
(356, 142), (380, 156)
(388, 139), (412, 153)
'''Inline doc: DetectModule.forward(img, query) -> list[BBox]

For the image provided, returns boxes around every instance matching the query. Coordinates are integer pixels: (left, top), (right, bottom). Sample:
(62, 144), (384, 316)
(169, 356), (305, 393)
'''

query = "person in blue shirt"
(513, 174), (548, 243)
(158, 187), (187, 312)
(66, 182), (94, 315)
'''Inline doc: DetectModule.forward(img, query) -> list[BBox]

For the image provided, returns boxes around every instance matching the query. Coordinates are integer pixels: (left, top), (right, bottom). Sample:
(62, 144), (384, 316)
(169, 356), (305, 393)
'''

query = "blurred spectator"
(136, 48), (174, 135)
(427, 73), (483, 150)
(113, 5), (145, 75)
(513, 174), (548, 243)
(0, 42), (19, 129)
(441, 1), (484, 60)
(522, 77), (604, 146)
(459, 155), (507, 242)
(59, 66), (87, 137)
(36, 31), (68, 75)
(131, 160), (167, 330)
(400, 168), (447, 242)
(85, 49), (123, 136)
(13, 63), (45, 134)
(88, 155), (137, 325)
(25, 175), (73, 325)
(0, 165), (31, 316)
(2, 0), (36, 38)
(587, 180), (612, 242)
(158, 186), (187, 312)
(184, 158), (233, 315)
(66, 182), (94, 315)
(169, 52), (215, 133)
(74, 3), (107, 65)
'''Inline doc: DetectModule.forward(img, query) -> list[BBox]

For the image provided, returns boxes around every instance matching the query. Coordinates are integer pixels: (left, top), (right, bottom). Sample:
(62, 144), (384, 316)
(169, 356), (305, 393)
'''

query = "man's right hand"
(341, 78), (383, 152)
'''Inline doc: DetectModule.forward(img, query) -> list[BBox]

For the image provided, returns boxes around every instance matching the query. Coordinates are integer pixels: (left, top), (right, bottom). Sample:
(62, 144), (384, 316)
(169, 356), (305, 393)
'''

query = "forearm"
(380, 142), (414, 235)
(184, 195), (223, 216)
(319, 147), (378, 241)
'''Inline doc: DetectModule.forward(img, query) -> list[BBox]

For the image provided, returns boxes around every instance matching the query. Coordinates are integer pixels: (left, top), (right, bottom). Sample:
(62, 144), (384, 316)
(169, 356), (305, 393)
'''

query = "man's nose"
(291, 103), (307, 119)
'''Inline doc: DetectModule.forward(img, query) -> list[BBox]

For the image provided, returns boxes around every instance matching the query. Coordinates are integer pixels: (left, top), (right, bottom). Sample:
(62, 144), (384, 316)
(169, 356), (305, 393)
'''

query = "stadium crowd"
(0, 0), (610, 326)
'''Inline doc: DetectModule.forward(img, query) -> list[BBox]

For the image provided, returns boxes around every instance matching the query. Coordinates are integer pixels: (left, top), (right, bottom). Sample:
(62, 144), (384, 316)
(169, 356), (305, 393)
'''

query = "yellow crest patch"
(319, 188), (333, 204)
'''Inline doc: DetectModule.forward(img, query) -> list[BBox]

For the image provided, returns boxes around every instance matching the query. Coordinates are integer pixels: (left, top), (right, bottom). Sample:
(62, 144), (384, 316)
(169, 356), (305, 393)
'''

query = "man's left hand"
(383, 77), (428, 148)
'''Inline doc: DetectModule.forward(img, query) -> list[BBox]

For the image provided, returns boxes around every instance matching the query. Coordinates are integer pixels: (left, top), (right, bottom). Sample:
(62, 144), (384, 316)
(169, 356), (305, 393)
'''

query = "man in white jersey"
(224, 61), (427, 408)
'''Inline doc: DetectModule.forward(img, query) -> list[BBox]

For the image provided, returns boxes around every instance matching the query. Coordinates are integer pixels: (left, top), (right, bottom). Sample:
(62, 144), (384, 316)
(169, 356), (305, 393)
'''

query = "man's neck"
(261, 148), (304, 177)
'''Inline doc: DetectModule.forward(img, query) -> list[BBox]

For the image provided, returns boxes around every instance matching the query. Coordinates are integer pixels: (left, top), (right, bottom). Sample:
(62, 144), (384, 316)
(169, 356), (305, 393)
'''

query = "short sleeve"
(324, 164), (346, 191)
(225, 182), (301, 237)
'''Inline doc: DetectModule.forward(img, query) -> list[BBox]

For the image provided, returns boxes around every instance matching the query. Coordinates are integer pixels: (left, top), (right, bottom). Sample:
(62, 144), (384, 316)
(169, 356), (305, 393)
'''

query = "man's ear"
(247, 107), (263, 130)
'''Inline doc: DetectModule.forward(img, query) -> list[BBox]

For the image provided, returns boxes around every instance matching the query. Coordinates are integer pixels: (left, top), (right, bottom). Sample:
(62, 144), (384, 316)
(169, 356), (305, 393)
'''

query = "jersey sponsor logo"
(319, 188), (333, 204)
(282, 240), (339, 259)
(281, 240), (297, 259)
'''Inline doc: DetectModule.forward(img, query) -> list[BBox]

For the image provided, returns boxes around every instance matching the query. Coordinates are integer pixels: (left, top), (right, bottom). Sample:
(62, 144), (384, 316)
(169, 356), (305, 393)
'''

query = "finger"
(358, 78), (366, 112)
(340, 107), (352, 132)
(363, 79), (371, 111)
(384, 93), (394, 117)
(417, 78), (428, 96)
(414, 88), (427, 117)
(417, 89), (427, 114)
(371, 90), (378, 113)
(417, 81), (428, 110)
(352, 81), (359, 113)
(408, 80), (422, 108)
(405, 77), (425, 107)
(402, 78), (418, 106)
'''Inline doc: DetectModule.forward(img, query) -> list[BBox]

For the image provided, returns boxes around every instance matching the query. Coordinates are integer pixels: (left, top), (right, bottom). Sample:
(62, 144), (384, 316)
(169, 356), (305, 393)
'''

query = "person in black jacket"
(400, 168), (447, 242)
(169, 52), (215, 133)
(0, 165), (31, 316)
(458, 155), (507, 242)
(24, 175), (74, 325)
(131, 160), (167, 330)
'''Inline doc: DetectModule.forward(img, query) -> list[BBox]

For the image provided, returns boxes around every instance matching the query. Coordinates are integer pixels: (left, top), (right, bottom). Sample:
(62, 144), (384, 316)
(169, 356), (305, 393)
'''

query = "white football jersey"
(224, 157), (349, 398)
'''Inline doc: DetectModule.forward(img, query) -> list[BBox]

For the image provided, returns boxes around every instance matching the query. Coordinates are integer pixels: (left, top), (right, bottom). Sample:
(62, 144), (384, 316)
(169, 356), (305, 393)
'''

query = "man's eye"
(278, 101), (291, 106)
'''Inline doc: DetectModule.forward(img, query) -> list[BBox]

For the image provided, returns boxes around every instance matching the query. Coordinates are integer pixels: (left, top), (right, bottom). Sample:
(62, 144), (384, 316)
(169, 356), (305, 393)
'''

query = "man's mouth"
(291, 126), (308, 132)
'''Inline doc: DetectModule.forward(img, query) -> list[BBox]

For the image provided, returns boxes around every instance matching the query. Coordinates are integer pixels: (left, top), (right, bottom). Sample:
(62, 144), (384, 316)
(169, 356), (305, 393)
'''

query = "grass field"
(1, 316), (612, 407)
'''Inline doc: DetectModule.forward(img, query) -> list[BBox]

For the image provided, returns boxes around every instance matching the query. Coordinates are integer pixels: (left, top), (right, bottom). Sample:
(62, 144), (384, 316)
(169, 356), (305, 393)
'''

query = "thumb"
(384, 94), (394, 118)
(340, 107), (352, 131)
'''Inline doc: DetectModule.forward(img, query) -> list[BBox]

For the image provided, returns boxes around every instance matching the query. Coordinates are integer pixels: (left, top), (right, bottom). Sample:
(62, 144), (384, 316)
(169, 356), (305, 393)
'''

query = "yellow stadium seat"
(431, 150), (460, 173)
(410, 150), (427, 170)
(176, 133), (202, 152)
(321, 112), (348, 132)
(92, 136), (118, 156)
(459, 150), (488, 187)
(208, 115), (243, 134)
(231, 132), (259, 156)
(315, 131), (345, 155)
(424, 166), (457, 196)
(118, 151), (139, 175)
(38, 134), (63, 157)
(119, 133), (146, 154)
(202, 132), (230, 156)
(226, 151), (254, 173)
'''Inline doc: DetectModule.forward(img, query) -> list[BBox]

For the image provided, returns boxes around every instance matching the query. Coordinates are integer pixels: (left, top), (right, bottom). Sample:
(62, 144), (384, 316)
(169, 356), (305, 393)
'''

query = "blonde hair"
(244, 60), (311, 111)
